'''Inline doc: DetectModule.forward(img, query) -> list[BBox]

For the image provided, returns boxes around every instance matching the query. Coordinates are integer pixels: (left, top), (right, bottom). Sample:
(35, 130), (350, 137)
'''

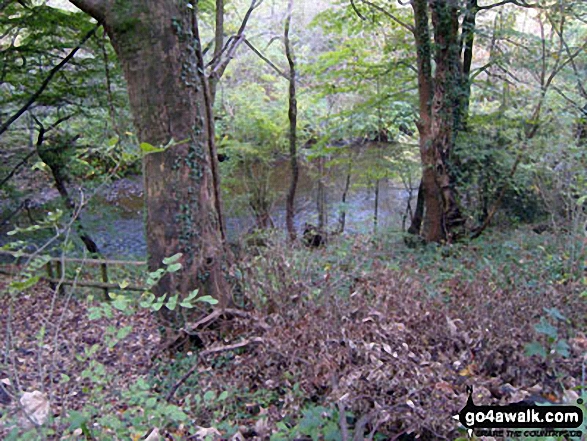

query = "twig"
(207, 0), (262, 77)
(352, 411), (375, 441)
(165, 337), (263, 402)
(0, 24), (100, 136)
(243, 39), (288, 79)
(338, 401), (350, 441)
(0, 150), (36, 188)
(471, 148), (524, 239)
(357, 0), (414, 33)
(184, 308), (263, 332)
(350, 0), (366, 20)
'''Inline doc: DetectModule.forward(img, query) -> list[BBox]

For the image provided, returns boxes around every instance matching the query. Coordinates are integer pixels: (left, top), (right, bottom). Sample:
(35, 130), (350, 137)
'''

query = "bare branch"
(0, 150), (36, 188)
(207, 0), (262, 78)
(350, 0), (366, 20)
(358, 0), (414, 33)
(547, 10), (587, 99)
(470, 61), (493, 80)
(0, 24), (100, 137)
(243, 38), (288, 79)
(165, 337), (263, 402)
(477, 0), (538, 10)
(192, 6), (227, 241)
(552, 86), (585, 113)
(471, 146), (526, 239)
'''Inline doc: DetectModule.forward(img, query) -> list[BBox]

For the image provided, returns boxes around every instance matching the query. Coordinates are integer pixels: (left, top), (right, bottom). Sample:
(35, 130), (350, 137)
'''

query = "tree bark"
(338, 155), (352, 234)
(284, 0), (298, 242)
(70, 0), (230, 311)
(209, 0), (224, 102)
(408, 179), (424, 235)
(410, 0), (464, 243)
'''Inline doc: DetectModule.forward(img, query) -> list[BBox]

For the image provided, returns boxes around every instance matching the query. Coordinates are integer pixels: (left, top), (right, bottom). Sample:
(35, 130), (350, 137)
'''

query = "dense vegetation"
(0, 0), (585, 439)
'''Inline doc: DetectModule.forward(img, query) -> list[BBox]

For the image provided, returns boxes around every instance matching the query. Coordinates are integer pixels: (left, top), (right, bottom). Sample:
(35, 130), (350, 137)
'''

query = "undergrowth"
(0, 227), (586, 439)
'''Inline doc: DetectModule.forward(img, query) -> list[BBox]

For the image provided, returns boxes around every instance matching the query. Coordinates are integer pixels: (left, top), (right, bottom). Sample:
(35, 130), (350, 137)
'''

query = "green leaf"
(112, 295), (129, 311)
(166, 294), (178, 311)
(525, 341), (547, 359)
(534, 318), (558, 339)
(10, 275), (40, 290)
(179, 301), (195, 309)
(139, 142), (165, 154)
(152, 301), (164, 311)
(163, 253), (183, 265)
(116, 325), (133, 340)
(185, 289), (199, 301)
(139, 292), (155, 308)
(167, 263), (182, 273)
(164, 405), (188, 421)
(204, 390), (216, 402)
(196, 295), (219, 305)
(67, 411), (89, 431)
(554, 339), (570, 357)
(218, 391), (229, 401)
(543, 307), (566, 322)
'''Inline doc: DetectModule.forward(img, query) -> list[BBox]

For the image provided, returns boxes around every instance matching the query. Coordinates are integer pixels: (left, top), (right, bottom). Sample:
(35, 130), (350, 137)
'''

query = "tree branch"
(0, 150), (36, 188)
(350, 0), (366, 21)
(165, 337), (263, 402)
(0, 24), (99, 137)
(207, 0), (262, 79)
(243, 39), (288, 79)
(358, 0), (414, 33)
(477, 0), (537, 10)
(192, 6), (227, 242)
(68, 0), (106, 22)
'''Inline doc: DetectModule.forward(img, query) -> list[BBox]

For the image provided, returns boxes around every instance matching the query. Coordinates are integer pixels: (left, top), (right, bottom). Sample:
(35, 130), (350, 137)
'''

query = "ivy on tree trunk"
(70, 0), (231, 318)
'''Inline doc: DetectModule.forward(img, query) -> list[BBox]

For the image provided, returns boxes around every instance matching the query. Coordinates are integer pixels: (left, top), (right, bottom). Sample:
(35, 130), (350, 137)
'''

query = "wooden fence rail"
(0, 251), (146, 266)
(0, 251), (148, 297)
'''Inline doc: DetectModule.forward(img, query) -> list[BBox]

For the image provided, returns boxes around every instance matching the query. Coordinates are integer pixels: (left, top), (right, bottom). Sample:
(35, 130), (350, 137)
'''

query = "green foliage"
(525, 307), (571, 361)
(271, 405), (345, 441)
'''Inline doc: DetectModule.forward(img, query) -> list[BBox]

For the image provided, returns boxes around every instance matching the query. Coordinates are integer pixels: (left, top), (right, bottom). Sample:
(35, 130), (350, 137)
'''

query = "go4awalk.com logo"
(453, 386), (585, 439)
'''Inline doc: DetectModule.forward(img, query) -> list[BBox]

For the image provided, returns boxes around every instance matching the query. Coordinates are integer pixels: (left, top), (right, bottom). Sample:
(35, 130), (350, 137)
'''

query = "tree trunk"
(284, 0), (298, 242)
(317, 156), (326, 230)
(209, 0), (224, 102)
(338, 156), (352, 234)
(410, 0), (464, 243)
(408, 179), (424, 235)
(70, 0), (230, 311)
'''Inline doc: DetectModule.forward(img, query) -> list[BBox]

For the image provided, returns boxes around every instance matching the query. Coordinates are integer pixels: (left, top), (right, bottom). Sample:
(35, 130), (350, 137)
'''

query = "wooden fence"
(0, 251), (147, 298)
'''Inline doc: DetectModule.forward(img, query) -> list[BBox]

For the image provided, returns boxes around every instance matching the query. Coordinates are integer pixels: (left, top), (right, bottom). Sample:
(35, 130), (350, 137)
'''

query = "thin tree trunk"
(317, 156), (326, 230)
(458, 0), (478, 131)
(284, 0), (298, 242)
(373, 179), (380, 234)
(37, 137), (98, 252)
(209, 0), (224, 102)
(99, 29), (121, 139)
(338, 156), (352, 234)
(408, 179), (424, 235)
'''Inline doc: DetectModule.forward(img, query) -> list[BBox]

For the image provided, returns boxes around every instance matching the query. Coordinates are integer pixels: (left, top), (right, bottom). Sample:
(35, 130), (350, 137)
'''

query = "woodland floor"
(0, 230), (586, 440)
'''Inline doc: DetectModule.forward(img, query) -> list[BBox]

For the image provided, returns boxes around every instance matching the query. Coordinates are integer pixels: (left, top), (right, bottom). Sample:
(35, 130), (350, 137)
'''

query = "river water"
(1, 142), (417, 258)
